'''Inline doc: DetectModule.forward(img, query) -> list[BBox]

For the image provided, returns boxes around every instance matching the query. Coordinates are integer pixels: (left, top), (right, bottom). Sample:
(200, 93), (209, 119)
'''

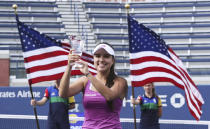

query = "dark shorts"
(48, 112), (70, 129)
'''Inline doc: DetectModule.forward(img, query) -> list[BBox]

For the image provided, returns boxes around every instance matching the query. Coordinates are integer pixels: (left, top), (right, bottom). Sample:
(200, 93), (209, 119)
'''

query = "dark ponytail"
(106, 61), (117, 111)
(96, 42), (117, 111)
(152, 87), (157, 97)
(152, 83), (160, 101)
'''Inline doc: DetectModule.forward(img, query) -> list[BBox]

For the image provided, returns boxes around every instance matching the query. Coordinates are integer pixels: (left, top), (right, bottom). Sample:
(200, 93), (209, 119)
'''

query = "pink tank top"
(82, 80), (122, 129)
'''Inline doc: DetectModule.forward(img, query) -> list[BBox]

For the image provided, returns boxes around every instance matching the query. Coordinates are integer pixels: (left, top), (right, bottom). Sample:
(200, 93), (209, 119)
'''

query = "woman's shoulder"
(72, 76), (89, 88)
(115, 76), (127, 82)
(74, 75), (88, 81)
(115, 76), (128, 87)
(80, 76), (89, 84)
(115, 76), (128, 99)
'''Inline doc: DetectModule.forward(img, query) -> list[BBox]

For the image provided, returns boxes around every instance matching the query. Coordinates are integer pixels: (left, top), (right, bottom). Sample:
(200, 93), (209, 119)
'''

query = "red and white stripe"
(23, 44), (96, 85)
(129, 48), (204, 120)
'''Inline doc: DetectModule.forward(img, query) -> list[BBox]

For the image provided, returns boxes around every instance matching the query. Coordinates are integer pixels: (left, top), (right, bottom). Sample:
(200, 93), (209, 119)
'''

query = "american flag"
(128, 15), (204, 120)
(16, 16), (96, 85)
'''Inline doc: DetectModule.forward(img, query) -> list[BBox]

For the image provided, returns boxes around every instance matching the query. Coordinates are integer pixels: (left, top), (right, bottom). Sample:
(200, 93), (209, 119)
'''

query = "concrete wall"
(0, 50), (9, 86)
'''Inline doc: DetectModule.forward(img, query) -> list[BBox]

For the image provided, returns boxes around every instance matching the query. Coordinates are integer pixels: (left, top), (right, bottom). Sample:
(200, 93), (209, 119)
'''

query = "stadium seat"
(0, 0), (67, 79)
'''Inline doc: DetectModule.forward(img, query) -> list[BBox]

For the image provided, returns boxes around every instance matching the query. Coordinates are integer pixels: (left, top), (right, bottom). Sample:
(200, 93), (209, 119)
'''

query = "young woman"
(131, 83), (162, 129)
(59, 42), (128, 129)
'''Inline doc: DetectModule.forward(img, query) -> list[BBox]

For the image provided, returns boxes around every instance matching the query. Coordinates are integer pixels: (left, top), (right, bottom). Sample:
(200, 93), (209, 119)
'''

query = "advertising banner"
(0, 85), (209, 121)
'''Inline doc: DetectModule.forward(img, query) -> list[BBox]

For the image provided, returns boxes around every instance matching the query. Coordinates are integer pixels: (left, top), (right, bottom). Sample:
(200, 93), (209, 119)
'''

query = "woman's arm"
(59, 64), (72, 98)
(158, 106), (162, 118)
(31, 97), (48, 106)
(59, 64), (86, 98)
(158, 97), (162, 118)
(131, 96), (141, 105)
(59, 52), (85, 98)
(86, 74), (128, 101)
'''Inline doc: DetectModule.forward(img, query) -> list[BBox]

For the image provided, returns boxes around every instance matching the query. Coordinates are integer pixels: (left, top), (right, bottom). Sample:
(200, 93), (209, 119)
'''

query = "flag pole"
(125, 3), (137, 129)
(12, 4), (40, 129)
(132, 86), (137, 129)
(29, 84), (40, 129)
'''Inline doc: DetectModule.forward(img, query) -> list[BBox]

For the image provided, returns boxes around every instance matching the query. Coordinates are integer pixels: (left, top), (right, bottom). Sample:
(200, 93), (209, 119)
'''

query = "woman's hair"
(95, 42), (117, 111)
(151, 83), (160, 99)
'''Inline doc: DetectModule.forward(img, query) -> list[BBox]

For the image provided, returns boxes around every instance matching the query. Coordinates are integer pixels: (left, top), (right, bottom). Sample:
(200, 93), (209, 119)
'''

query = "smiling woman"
(93, 43), (115, 73)
(59, 42), (128, 129)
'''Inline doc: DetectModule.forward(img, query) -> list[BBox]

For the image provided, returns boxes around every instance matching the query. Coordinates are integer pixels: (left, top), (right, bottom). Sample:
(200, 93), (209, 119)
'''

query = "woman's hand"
(68, 50), (80, 66)
(131, 98), (135, 104)
(131, 97), (141, 105)
(76, 60), (90, 76)
(31, 99), (36, 106)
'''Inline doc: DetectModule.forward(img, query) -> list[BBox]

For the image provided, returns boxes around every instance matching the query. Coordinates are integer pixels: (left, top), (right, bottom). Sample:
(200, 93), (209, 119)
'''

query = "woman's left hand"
(76, 60), (90, 75)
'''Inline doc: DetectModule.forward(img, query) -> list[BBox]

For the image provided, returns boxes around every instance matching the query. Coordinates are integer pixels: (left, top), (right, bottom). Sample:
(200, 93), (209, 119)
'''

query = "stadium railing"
(92, 22), (210, 28)
(95, 32), (210, 41)
(0, 1), (57, 11)
(0, 11), (61, 22)
(0, 32), (67, 40)
(0, 22), (64, 33)
(87, 10), (210, 19)
(83, 1), (210, 13)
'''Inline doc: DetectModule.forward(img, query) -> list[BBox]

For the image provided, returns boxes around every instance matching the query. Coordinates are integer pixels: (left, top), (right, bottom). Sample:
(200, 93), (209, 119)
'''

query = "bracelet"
(85, 72), (91, 77)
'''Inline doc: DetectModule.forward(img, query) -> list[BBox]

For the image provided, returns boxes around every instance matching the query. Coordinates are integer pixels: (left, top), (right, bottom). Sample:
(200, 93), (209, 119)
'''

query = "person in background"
(31, 79), (75, 129)
(59, 42), (128, 129)
(131, 82), (162, 129)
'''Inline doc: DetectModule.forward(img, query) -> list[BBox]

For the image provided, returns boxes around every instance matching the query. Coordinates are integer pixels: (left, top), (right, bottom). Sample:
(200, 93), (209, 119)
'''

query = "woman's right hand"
(76, 60), (89, 76)
(68, 50), (80, 66)
(131, 98), (135, 104)
(31, 99), (36, 106)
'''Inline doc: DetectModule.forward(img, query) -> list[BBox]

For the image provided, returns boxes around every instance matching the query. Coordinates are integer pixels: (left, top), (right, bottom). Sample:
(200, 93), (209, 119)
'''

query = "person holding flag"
(131, 82), (162, 129)
(30, 79), (75, 129)
(59, 42), (128, 129)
